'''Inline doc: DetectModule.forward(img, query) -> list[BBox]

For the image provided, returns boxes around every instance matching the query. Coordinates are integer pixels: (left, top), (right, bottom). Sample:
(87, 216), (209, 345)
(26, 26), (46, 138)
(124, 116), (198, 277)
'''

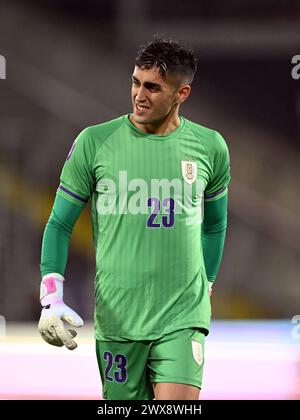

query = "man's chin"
(132, 113), (150, 125)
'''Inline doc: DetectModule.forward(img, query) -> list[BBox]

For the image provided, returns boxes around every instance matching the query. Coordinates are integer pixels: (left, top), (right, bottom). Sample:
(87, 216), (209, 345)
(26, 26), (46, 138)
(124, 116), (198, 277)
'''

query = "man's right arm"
(40, 194), (83, 277)
(39, 127), (95, 349)
(38, 193), (85, 350)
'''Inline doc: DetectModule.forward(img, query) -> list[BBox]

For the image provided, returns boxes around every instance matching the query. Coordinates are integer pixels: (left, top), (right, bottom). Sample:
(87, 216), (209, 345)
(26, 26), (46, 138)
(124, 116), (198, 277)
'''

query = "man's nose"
(136, 86), (146, 101)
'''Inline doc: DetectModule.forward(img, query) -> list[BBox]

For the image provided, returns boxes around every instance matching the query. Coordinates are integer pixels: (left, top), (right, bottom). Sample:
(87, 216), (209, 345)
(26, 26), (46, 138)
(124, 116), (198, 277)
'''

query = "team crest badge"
(192, 340), (203, 366)
(181, 160), (197, 184)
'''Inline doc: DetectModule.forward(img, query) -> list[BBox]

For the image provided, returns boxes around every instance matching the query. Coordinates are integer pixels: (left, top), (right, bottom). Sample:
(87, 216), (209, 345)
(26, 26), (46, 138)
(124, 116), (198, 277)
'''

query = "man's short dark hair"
(135, 37), (198, 84)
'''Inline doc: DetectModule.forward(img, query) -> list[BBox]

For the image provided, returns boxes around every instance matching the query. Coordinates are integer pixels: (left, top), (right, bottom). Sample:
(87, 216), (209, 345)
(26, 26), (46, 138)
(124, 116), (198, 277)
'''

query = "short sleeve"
(204, 132), (231, 201)
(57, 128), (95, 207)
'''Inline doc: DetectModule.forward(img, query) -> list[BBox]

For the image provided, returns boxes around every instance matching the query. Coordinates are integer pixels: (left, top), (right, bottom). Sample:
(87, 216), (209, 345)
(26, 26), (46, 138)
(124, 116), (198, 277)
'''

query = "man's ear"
(177, 84), (191, 104)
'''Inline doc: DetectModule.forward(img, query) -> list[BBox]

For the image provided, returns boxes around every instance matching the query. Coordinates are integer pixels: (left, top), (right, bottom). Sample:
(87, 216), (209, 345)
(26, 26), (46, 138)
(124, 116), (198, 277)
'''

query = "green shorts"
(95, 328), (205, 400)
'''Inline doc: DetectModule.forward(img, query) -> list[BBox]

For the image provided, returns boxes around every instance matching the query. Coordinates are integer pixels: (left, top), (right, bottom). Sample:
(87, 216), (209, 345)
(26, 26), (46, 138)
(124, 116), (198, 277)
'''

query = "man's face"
(131, 65), (182, 125)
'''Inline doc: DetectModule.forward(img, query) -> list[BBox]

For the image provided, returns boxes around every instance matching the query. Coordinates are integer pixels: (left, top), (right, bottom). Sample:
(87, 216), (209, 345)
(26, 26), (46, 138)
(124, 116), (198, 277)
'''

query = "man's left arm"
(201, 130), (231, 295)
(201, 192), (228, 295)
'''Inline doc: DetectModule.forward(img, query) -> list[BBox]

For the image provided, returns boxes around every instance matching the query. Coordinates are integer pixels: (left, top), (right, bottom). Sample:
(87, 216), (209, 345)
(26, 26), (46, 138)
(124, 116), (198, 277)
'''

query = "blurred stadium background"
(0, 0), (299, 399)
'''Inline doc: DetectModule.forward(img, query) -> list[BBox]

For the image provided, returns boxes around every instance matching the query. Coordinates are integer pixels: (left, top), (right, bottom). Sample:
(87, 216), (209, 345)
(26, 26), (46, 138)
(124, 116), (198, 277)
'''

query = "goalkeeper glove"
(38, 273), (83, 350)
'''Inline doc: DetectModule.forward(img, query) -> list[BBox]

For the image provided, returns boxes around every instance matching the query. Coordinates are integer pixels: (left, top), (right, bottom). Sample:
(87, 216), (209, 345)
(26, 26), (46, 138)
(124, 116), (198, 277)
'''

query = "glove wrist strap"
(40, 273), (65, 305)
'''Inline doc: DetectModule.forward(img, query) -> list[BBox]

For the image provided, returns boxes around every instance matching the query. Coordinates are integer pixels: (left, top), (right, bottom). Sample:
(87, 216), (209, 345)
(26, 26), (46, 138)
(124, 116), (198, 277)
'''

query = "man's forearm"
(201, 193), (228, 282)
(40, 194), (83, 277)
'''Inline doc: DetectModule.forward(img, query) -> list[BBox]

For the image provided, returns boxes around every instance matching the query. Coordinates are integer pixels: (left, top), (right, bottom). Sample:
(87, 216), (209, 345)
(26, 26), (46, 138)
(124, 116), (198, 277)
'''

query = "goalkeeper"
(38, 37), (230, 400)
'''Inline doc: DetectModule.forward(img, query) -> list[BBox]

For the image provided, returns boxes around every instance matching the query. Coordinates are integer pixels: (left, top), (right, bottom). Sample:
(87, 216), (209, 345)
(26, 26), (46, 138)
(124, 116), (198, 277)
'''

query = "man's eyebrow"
(131, 75), (161, 89)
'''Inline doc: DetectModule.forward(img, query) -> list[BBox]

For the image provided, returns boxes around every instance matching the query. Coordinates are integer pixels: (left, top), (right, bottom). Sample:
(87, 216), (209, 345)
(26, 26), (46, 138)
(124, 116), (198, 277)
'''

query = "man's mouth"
(135, 104), (150, 113)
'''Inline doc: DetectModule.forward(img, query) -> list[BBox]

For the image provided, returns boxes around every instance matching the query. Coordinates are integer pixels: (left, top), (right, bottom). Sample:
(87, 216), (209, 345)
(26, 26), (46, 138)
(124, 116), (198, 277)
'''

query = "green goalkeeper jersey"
(57, 115), (230, 341)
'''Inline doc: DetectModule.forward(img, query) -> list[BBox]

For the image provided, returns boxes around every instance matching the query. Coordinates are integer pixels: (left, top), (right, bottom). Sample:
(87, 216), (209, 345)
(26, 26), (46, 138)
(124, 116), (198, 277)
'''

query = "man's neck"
(129, 111), (181, 135)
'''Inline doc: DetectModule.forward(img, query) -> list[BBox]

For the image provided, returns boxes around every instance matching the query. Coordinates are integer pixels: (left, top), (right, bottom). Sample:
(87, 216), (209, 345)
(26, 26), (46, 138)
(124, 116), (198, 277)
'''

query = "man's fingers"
(41, 332), (64, 347)
(62, 308), (84, 327)
(68, 329), (77, 338)
(38, 317), (64, 347)
(53, 322), (78, 350)
(39, 327), (64, 347)
(39, 325), (77, 348)
(38, 312), (81, 349)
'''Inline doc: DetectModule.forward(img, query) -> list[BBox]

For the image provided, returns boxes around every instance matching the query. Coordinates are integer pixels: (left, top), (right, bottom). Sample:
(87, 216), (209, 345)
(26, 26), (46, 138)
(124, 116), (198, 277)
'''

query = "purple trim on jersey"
(66, 141), (76, 161)
(205, 187), (226, 199)
(59, 185), (88, 203)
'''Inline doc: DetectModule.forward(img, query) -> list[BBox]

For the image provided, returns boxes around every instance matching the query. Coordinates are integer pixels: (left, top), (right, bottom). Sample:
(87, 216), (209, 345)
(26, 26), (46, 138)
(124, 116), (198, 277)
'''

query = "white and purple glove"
(38, 273), (84, 350)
